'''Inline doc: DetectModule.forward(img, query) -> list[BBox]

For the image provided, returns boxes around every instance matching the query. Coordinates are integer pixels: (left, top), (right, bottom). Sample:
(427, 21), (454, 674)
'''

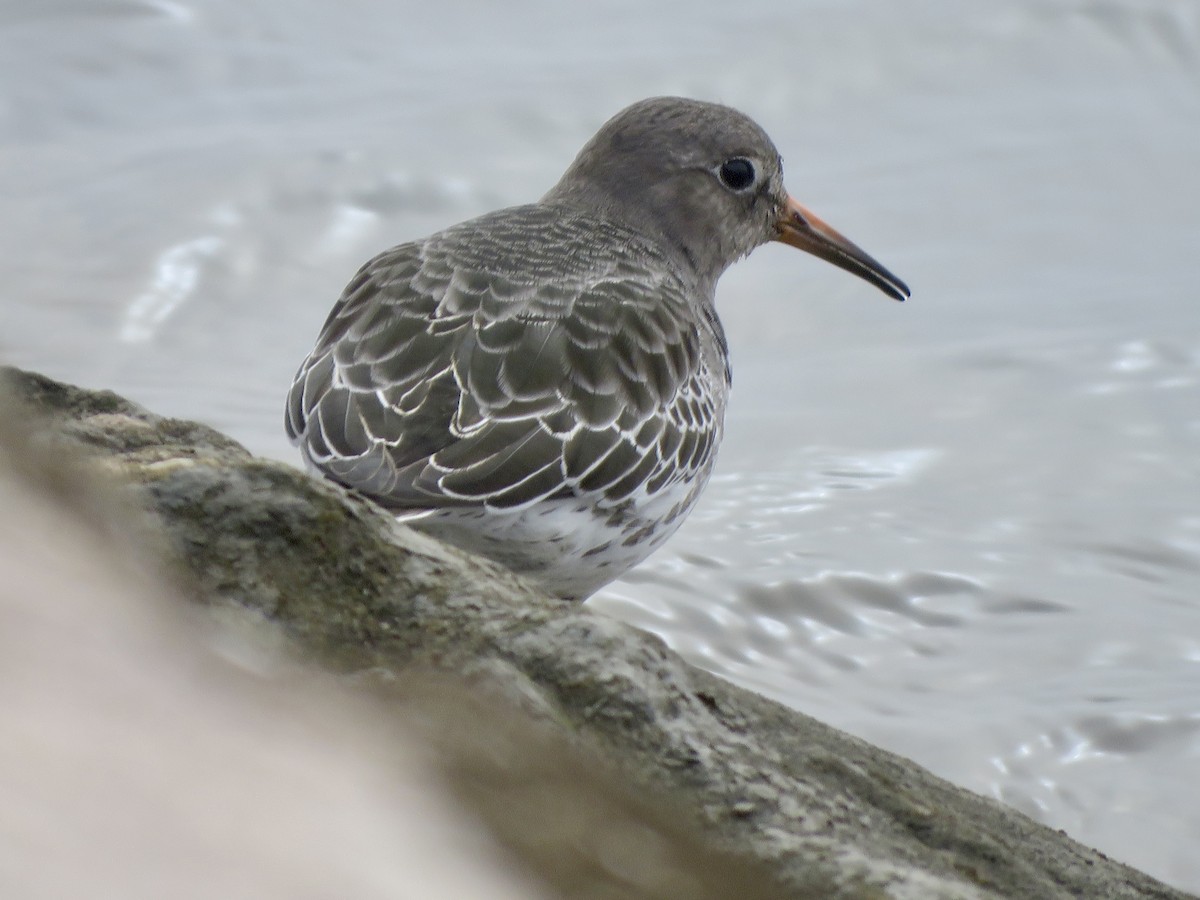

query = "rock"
(0, 378), (548, 900)
(1, 365), (1191, 900)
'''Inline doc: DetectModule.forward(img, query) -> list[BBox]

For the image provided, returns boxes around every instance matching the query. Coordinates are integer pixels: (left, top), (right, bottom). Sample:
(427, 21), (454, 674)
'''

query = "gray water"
(3, 0), (1198, 890)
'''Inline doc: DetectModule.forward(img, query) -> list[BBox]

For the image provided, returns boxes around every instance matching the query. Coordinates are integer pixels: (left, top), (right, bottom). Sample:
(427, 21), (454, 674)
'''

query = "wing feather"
(285, 204), (729, 512)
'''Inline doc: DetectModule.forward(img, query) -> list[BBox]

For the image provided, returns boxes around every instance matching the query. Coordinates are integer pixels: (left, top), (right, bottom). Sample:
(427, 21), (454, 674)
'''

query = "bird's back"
(285, 203), (731, 596)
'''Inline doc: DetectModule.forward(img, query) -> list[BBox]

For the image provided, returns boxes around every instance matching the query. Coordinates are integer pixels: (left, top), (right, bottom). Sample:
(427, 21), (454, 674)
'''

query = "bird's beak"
(774, 194), (910, 302)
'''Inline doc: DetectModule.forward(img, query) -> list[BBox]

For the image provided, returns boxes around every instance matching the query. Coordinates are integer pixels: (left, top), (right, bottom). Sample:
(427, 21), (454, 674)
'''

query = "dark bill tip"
(774, 195), (910, 302)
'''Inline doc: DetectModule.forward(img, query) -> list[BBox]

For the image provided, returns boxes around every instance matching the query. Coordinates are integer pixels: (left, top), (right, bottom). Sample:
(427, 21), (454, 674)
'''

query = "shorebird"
(286, 97), (908, 599)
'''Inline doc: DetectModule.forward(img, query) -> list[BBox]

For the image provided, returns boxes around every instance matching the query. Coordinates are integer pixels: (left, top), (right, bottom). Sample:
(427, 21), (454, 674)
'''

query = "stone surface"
(0, 380), (549, 900)
(2, 365), (1191, 900)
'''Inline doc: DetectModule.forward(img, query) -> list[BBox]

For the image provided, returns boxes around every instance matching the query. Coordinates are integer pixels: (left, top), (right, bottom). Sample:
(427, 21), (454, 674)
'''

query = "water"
(3, 0), (1199, 890)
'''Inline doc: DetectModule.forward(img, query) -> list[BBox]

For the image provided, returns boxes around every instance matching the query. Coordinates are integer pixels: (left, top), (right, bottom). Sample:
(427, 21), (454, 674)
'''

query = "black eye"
(718, 158), (756, 191)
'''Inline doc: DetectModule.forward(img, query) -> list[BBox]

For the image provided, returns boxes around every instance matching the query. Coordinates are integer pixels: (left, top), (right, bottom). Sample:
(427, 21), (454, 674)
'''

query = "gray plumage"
(286, 97), (909, 599)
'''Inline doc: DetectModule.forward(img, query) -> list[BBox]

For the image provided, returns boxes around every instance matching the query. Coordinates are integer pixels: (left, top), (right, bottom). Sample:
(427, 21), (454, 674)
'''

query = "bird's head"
(545, 96), (909, 301)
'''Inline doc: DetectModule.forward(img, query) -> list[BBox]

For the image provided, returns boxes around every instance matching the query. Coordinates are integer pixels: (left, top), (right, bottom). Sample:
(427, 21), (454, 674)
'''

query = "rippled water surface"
(3, 0), (1198, 890)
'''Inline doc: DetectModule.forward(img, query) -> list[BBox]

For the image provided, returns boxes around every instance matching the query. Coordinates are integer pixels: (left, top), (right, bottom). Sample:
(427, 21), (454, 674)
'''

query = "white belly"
(402, 476), (708, 600)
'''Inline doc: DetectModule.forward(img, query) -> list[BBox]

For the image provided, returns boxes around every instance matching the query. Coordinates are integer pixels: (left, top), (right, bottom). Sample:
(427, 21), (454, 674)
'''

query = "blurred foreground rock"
(1, 366), (1191, 900)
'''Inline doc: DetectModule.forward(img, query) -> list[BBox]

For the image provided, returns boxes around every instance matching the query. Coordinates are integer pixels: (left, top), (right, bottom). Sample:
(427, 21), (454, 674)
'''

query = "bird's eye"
(718, 158), (756, 191)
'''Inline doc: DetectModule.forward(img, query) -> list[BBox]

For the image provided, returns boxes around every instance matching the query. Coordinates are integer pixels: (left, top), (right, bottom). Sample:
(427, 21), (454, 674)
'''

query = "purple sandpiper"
(286, 97), (909, 599)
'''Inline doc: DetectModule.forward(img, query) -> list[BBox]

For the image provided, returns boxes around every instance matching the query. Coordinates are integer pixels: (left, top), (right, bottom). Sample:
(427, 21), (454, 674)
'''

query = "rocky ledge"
(1, 365), (1190, 900)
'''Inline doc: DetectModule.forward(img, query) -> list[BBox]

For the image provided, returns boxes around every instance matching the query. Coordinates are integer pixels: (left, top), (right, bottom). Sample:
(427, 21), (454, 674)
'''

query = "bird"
(285, 97), (909, 600)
